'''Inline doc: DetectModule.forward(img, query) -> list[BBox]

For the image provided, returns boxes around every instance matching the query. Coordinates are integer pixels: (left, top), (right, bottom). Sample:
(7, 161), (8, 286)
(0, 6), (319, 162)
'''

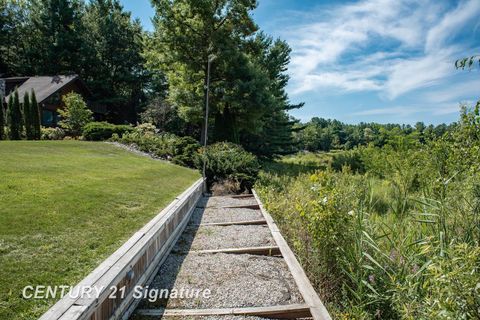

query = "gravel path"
(173, 225), (275, 251)
(130, 196), (306, 319)
(132, 315), (269, 320)
(190, 208), (264, 224)
(199, 196), (259, 208)
(137, 252), (303, 310)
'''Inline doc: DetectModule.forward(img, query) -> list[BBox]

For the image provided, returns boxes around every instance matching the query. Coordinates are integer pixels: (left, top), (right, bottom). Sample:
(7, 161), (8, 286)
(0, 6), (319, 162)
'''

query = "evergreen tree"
(0, 1), (31, 76)
(82, 0), (147, 123)
(7, 90), (22, 140)
(239, 34), (303, 156)
(31, 90), (41, 140)
(29, 0), (88, 75)
(23, 91), (34, 140)
(149, 0), (258, 144)
(0, 98), (4, 140)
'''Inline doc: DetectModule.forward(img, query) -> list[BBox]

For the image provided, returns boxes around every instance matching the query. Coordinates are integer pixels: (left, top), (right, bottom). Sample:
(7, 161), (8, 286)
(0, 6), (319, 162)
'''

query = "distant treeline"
(294, 117), (456, 152)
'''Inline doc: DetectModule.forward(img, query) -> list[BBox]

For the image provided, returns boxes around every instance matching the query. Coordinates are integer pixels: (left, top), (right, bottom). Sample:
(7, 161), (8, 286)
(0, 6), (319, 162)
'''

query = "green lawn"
(0, 141), (200, 319)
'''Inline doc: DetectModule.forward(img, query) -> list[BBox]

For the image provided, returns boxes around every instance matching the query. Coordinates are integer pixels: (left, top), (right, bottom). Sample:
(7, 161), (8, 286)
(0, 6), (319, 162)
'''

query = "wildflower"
(389, 249), (398, 261)
(368, 274), (376, 284)
(412, 264), (419, 273)
(347, 210), (355, 216)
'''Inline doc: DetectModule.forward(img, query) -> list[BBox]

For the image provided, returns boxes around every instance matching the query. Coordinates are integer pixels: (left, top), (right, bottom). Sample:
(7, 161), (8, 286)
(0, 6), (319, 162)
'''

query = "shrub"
(58, 93), (93, 137)
(171, 136), (200, 167)
(41, 127), (65, 140)
(196, 142), (260, 192)
(82, 122), (133, 141)
(114, 129), (200, 168)
(331, 149), (365, 173)
(134, 123), (157, 135)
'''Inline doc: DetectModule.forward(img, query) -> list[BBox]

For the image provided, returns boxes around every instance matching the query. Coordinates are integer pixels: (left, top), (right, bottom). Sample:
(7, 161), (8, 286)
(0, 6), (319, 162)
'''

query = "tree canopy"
(1, 0), (147, 123)
(1, 0), (303, 156)
(147, 0), (301, 157)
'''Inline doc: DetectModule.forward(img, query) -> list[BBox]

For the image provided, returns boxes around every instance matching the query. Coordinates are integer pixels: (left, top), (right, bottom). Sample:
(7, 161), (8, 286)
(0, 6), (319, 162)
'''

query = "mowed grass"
(0, 141), (200, 319)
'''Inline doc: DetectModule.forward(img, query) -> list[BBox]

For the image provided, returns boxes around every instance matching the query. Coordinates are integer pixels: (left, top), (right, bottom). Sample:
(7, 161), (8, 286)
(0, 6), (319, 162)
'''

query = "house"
(1, 75), (106, 127)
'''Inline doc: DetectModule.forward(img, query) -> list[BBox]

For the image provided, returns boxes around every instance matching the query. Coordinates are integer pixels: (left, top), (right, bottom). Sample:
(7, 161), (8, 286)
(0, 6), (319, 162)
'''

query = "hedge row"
(82, 122), (134, 141)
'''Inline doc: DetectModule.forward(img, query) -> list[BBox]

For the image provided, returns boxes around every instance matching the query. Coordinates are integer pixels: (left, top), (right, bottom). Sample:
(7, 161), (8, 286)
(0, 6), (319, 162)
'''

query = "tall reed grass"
(256, 107), (480, 319)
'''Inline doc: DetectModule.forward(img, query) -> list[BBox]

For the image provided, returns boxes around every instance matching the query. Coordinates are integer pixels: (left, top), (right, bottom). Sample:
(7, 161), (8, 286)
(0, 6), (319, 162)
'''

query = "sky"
(120, 0), (480, 125)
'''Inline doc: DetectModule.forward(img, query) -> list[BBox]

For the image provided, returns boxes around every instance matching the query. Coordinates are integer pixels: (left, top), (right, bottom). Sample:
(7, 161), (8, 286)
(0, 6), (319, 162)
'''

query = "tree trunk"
(200, 61), (209, 146)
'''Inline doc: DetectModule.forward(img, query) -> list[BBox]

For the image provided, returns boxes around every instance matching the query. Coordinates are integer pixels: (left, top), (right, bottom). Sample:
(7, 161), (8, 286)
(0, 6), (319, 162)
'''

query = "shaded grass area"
(0, 141), (200, 320)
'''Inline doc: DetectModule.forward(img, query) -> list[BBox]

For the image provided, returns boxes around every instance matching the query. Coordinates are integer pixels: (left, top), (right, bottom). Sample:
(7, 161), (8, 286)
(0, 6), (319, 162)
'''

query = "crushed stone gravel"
(173, 225), (276, 251)
(136, 252), (304, 310)
(129, 196), (308, 320)
(131, 315), (270, 320)
(190, 207), (264, 224)
(198, 196), (259, 208)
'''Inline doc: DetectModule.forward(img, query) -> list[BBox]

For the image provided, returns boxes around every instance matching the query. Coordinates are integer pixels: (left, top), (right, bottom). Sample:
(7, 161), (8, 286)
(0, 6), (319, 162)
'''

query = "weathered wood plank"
(223, 204), (261, 210)
(229, 194), (255, 199)
(193, 219), (267, 227)
(136, 303), (311, 318)
(190, 246), (281, 256)
(252, 190), (332, 320)
(57, 305), (88, 320)
(115, 194), (199, 320)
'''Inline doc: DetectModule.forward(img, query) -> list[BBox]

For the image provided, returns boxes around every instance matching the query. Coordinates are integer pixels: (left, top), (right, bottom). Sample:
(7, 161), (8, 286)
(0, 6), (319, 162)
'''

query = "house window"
(42, 110), (59, 127)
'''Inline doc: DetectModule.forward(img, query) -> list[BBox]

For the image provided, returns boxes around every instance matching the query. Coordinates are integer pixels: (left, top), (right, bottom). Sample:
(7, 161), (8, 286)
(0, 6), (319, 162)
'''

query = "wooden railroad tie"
(192, 219), (268, 227)
(197, 204), (261, 210)
(136, 303), (312, 319)
(176, 246), (282, 256)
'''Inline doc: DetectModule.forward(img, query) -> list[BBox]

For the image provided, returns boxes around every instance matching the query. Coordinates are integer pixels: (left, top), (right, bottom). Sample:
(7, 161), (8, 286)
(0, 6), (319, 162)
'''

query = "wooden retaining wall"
(252, 190), (332, 320)
(39, 178), (205, 320)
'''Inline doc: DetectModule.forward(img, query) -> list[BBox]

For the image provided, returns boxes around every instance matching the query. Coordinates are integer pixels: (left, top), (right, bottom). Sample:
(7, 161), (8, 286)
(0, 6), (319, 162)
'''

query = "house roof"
(4, 75), (89, 104)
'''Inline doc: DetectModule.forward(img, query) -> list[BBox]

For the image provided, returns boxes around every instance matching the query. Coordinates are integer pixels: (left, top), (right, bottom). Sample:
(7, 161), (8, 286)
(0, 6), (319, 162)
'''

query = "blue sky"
(120, 0), (480, 124)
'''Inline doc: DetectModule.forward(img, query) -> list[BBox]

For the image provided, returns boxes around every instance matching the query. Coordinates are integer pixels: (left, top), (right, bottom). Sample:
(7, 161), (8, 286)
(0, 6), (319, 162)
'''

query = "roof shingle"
(5, 75), (79, 103)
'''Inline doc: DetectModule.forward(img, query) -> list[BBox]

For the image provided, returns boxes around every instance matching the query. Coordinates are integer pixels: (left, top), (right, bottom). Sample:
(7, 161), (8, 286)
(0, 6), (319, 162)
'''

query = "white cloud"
(383, 48), (456, 99)
(284, 0), (480, 103)
(423, 78), (480, 104)
(426, 0), (480, 52)
(352, 102), (464, 118)
(353, 106), (420, 117)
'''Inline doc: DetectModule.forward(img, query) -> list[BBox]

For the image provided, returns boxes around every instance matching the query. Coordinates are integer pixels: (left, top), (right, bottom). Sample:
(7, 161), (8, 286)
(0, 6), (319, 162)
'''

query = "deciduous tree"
(58, 92), (93, 137)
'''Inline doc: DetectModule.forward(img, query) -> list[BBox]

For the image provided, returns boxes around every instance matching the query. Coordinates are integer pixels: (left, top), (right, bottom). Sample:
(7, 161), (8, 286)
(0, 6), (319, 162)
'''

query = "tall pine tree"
(82, 0), (147, 123)
(23, 91), (34, 140)
(0, 99), (4, 140)
(29, 0), (88, 75)
(149, 1), (302, 156)
(240, 34), (303, 156)
(149, 0), (258, 144)
(7, 90), (22, 140)
(31, 90), (41, 140)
